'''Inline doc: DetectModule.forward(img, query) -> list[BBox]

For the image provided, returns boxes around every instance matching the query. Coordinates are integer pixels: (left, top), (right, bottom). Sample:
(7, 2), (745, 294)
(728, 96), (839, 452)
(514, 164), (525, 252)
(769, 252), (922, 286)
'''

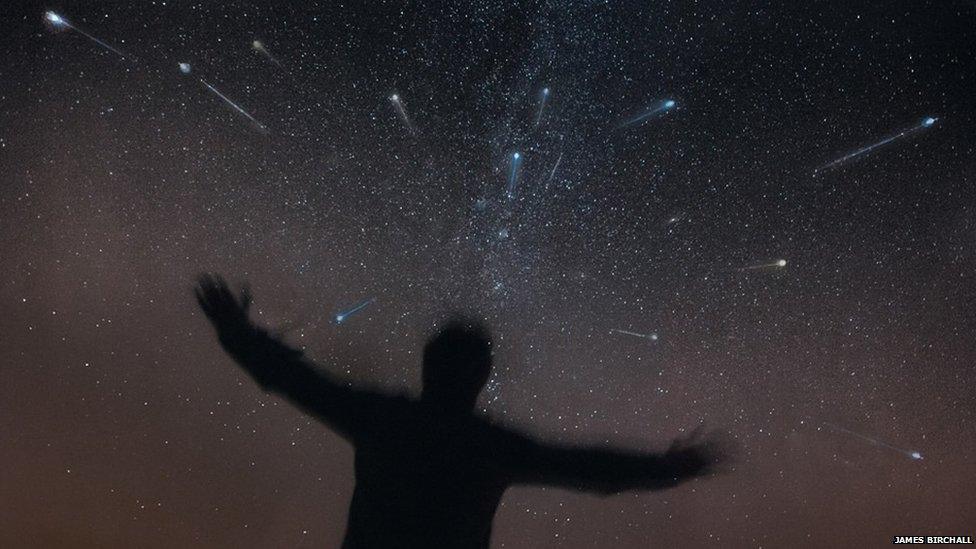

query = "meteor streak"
(547, 151), (563, 186)
(620, 99), (676, 128)
(740, 259), (787, 271)
(252, 40), (282, 67)
(44, 11), (129, 61)
(389, 94), (415, 133)
(335, 298), (376, 325)
(506, 152), (522, 198)
(609, 328), (659, 342)
(822, 422), (923, 461)
(535, 87), (550, 127)
(814, 116), (939, 174)
(198, 77), (268, 132)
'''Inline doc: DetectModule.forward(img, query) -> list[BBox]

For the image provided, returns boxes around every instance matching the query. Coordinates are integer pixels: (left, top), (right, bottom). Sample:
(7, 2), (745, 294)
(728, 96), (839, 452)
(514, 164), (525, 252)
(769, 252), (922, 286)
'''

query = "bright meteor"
(44, 11), (129, 61)
(740, 259), (787, 271)
(252, 40), (283, 68)
(506, 152), (522, 199)
(821, 421), (923, 461)
(814, 116), (939, 174)
(389, 94), (415, 134)
(609, 328), (659, 342)
(180, 64), (267, 132)
(335, 298), (376, 325)
(620, 99), (676, 128)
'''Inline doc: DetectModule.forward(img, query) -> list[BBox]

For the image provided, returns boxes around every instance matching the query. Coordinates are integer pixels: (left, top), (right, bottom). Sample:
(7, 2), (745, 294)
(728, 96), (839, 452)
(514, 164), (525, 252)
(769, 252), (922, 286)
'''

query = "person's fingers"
(698, 431), (737, 475)
(194, 274), (258, 331)
(214, 276), (233, 302)
(212, 279), (238, 311)
(196, 273), (234, 317)
(194, 286), (212, 316)
(668, 425), (701, 453)
(198, 273), (219, 295)
(686, 423), (706, 444)
(240, 283), (252, 312)
(202, 277), (225, 307)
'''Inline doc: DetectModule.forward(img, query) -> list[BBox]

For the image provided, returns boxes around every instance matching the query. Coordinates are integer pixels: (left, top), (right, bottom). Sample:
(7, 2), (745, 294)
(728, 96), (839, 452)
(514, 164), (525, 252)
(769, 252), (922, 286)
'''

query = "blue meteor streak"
(814, 116), (939, 174)
(335, 298), (376, 325)
(45, 11), (129, 61)
(535, 87), (550, 127)
(620, 99), (676, 128)
(506, 152), (522, 198)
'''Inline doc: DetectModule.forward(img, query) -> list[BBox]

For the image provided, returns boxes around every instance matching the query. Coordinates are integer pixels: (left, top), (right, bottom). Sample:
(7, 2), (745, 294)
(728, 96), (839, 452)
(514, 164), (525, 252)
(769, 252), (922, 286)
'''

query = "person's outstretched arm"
(194, 274), (381, 440)
(503, 427), (730, 495)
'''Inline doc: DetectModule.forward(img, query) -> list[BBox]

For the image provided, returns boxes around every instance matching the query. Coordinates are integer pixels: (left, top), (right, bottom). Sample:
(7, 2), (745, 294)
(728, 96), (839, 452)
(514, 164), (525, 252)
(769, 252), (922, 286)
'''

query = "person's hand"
(195, 274), (253, 335)
(663, 426), (734, 479)
(195, 274), (305, 389)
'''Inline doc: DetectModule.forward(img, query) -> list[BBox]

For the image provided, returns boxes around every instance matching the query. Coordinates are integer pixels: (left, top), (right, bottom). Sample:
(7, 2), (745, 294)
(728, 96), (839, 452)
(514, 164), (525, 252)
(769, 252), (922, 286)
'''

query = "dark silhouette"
(195, 274), (729, 549)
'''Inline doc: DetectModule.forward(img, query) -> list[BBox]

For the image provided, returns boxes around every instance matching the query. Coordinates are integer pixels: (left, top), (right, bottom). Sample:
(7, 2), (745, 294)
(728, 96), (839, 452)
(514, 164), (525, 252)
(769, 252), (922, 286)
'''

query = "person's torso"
(342, 403), (509, 548)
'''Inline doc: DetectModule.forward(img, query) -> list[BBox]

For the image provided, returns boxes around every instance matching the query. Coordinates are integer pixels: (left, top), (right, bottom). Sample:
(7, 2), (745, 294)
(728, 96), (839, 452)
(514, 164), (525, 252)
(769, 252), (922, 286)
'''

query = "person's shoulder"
(472, 414), (533, 446)
(368, 390), (411, 406)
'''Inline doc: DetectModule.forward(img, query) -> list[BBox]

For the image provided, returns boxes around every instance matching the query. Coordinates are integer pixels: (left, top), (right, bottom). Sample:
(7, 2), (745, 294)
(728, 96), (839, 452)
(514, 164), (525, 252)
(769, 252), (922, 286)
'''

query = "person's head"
(421, 318), (493, 413)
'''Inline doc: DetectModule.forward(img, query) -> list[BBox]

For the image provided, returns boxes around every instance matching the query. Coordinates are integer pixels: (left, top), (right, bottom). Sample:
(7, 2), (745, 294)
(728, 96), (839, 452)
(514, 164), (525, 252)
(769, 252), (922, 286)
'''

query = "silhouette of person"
(195, 274), (729, 549)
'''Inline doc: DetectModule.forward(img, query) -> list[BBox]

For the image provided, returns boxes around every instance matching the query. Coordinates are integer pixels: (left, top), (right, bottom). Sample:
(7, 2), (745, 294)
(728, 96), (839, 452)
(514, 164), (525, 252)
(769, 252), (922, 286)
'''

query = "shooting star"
(252, 40), (282, 68)
(546, 151), (563, 187)
(821, 421), (923, 461)
(609, 328), (659, 342)
(44, 11), (129, 61)
(181, 64), (267, 132)
(389, 93), (415, 133)
(506, 152), (522, 198)
(335, 298), (376, 325)
(814, 116), (939, 174)
(200, 79), (268, 132)
(620, 99), (676, 128)
(535, 87), (550, 127)
(740, 259), (787, 271)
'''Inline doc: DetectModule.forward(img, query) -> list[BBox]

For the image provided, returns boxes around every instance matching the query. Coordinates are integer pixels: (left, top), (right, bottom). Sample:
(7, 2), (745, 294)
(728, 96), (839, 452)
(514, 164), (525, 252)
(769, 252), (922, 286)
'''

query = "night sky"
(2, 1), (975, 547)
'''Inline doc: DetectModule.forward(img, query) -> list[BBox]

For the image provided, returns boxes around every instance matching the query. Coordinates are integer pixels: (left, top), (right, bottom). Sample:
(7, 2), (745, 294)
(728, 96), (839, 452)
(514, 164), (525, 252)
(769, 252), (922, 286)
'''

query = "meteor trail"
(740, 259), (787, 271)
(535, 87), (550, 127)
(198, 77), (268, 132)
(252, 40), (282, 67)
(609, 328), (659, 342)
(335, 298), (376, 325)
(44, 11), (129, 61)
(547, 151), (563, 186)
(822, 422), (923, 461)
(506, 152), (522, 198)
(814, 116), (939, 174)
(620, 99), (676, 128)
(389, 94), (415, 133)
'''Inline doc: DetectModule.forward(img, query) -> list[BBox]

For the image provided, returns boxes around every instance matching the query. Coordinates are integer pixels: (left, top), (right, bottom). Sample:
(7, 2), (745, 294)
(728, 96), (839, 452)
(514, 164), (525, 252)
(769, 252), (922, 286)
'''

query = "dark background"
(1, 0), (974, 546)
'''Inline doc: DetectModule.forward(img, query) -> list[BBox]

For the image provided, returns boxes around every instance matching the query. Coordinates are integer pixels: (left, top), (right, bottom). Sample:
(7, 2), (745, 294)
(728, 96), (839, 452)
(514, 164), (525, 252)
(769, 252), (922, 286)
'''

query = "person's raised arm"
(503, 427), (730, 495)
(194, 274), (378, 440)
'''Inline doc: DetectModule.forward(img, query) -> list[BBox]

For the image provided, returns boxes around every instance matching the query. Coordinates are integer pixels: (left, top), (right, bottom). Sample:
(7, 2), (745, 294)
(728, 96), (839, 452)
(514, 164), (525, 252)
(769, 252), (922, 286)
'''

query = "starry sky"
(2, 0), (975, 547)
